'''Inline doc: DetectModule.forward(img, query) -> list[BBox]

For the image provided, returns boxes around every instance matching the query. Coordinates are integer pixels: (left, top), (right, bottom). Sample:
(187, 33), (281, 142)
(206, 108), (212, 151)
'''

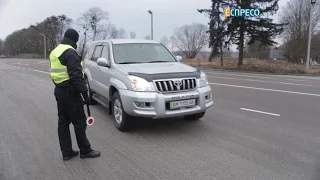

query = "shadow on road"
(126, 116), (217, 138)
(90, 104), (216, 137)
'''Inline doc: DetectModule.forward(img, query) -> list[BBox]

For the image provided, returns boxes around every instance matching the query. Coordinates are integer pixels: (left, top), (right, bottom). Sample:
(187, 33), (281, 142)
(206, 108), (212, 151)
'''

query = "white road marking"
(240, 108), (280, 116)
(203, 70), (320, 82)
(203, 71), (277, 79)
(285, 78), (311, 82)
(8, 64), (50, 74)
(207, 75), (318, 87)
(209, 82), (320, 97)
(13, 63), (29, 66)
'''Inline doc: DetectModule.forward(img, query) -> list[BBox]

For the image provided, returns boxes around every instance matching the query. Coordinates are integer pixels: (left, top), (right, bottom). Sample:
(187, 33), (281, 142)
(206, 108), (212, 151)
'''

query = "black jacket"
(55, 37), (87, 93)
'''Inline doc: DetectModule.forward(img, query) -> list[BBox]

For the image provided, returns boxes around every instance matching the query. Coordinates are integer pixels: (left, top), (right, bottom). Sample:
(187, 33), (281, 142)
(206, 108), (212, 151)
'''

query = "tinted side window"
(92, 45), (103, 61)
(86, 45), (95, 60)
(101, 45), (110, 59)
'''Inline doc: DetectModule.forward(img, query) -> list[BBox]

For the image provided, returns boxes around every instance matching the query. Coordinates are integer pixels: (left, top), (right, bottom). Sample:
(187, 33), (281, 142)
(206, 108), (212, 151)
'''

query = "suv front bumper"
(119, 85), (213, 119)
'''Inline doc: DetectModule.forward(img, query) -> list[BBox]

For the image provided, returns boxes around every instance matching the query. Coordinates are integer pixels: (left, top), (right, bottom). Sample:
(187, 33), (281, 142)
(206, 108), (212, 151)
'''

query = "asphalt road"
(1, 58), (320, 180)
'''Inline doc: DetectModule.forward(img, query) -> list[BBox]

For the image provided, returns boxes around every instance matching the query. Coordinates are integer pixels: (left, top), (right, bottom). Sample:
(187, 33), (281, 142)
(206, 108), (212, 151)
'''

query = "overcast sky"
(0, 0), (289, 48)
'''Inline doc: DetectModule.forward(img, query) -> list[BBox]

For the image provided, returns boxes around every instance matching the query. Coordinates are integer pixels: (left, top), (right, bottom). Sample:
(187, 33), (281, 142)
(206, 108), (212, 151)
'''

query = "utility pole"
(42, 33), (46, 59)
(148, 10), (153, 40)
(306, 0), (317, 69)
(30, 25), (46, 59)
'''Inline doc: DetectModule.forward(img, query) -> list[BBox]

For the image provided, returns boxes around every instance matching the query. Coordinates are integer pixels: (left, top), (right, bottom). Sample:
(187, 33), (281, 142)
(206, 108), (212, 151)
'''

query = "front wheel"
(184, 112), (205, 121)
(112, 92), (133, 131)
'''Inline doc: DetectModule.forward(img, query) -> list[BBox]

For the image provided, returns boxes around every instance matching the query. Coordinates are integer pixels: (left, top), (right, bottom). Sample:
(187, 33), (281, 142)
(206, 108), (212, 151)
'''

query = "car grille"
(154, 78), (197, 92)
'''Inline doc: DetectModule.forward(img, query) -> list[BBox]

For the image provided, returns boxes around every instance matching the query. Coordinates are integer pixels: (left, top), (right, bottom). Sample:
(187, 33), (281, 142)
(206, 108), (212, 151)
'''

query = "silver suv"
(83, 39), (213, 131)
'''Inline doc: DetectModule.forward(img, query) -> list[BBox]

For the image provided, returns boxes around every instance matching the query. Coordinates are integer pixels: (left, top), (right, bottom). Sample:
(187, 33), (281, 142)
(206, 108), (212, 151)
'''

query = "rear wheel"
(86, 77), (97, 105)
(184, 112), (205, 121)
(112, 92), (133, 131)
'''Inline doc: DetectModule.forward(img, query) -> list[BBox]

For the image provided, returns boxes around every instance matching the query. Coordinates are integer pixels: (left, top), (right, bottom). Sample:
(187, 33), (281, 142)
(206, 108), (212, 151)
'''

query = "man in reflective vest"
(50, 29), (100, 161)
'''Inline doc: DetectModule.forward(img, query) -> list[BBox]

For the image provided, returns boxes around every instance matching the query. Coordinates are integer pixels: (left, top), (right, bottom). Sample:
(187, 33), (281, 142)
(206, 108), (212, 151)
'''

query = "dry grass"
(183, 57), (320, 75)
(10, 53), (43, 59)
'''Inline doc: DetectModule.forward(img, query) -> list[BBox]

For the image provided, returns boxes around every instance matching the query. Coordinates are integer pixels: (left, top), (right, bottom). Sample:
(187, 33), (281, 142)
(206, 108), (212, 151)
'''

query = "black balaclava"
(64, 29), (79, 43)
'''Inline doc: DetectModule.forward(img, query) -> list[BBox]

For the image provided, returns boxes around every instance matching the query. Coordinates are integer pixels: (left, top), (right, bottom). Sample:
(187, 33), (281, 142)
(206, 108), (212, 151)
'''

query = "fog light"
(135, 102), (145, 107)
(205, 94), (212, 100)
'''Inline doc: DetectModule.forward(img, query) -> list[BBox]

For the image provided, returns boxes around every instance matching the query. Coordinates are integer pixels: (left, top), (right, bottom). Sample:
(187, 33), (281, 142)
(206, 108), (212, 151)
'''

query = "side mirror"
(176, 56), (182, 62)
(97, 57), (110, 67)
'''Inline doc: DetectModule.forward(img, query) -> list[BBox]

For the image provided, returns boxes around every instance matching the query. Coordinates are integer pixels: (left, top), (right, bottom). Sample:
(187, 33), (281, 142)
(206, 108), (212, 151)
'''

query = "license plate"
(170, 99), (196, 109)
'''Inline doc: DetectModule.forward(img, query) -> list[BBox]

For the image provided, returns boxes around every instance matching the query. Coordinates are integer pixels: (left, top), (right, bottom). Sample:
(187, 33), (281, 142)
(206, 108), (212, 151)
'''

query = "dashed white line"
(203, 71), (277, 79)
(8, 64), (49, 74)
(13, 63), (30, 66)
(240, 108), (280, 116)
(209, 82), (320, 97)
(285, 78), (311, 82)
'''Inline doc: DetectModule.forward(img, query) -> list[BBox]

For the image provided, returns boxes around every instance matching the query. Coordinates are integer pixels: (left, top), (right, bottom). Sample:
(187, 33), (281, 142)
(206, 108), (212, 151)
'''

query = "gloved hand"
(80, 92), (90, 105)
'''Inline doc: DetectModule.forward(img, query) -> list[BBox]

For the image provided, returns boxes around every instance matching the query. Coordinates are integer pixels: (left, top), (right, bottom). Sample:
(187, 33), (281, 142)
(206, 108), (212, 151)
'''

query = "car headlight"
(127, 75), (154, 91)
(199, 71), (209, 87)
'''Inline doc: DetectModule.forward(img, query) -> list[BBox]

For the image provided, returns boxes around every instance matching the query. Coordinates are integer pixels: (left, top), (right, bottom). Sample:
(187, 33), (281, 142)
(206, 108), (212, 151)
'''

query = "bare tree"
(99, 24), (115, 39)
(171, 23), (209, 59)
(0, 39), (3, 55)
(160, 36), (170, 48)
(57, 15), (72, 42)
(221, 46), (233, 57)
(244, 38), (272, 60)
(145, 35), (151, 40)
(170, 36), (175, 52)
(78, 7), (109, 41)
(279, 0), (320, 63)
(311, 32), (320, 61)
(101, 24), (127, 39)
(111, 28), (126, 39)
(3, 15), (73, 58)
(130, 32), (136, 39)
(78, 23), (90, 58)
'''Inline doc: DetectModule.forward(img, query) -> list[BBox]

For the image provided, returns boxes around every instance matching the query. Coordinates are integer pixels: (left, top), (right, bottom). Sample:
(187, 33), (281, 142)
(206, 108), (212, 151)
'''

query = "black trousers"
(54, 86), (92, 155)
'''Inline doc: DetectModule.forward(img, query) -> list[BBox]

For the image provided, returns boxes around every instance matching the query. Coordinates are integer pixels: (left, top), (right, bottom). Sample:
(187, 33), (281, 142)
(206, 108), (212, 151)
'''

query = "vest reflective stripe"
(49, 68), (67, 73)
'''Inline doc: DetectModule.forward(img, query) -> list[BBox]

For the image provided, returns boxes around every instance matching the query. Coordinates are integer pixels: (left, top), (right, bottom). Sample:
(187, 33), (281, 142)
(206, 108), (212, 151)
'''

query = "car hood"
(116, 62), (197, 74)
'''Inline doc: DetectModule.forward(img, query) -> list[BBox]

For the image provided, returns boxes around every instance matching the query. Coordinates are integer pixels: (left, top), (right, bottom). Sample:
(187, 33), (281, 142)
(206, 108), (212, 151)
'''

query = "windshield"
(112, 43), (177, 64)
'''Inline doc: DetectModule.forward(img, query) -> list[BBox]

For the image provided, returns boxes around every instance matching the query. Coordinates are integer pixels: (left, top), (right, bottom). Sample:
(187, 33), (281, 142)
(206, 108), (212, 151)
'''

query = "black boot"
(80, 150), (101, 159)
(63, 150), (79, 161)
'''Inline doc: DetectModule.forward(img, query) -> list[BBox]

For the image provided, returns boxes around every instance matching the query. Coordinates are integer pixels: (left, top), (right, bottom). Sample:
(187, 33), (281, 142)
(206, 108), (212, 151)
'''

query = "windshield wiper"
(147, 60), (172, 63)
(118, 62), (141, 64)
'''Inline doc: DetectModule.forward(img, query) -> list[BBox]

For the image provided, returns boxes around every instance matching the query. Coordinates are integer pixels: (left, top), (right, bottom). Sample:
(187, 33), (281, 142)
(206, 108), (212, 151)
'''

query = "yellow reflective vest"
(49, 44), (84, 84)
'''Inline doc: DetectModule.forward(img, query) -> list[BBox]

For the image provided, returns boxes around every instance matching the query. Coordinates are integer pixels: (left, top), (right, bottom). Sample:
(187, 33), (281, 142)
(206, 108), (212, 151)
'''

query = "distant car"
(83, 39), (213, 131)
(0, 55), (6, 58)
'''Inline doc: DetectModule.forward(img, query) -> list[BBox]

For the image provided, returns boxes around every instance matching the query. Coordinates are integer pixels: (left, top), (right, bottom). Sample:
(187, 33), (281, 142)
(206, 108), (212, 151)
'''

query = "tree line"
(145, 0), (320, 66)
(0, 7), (134, 58)
(197, 0), (320, 66)
(1, 0), (320, 66)
(2, 15), (72, 58)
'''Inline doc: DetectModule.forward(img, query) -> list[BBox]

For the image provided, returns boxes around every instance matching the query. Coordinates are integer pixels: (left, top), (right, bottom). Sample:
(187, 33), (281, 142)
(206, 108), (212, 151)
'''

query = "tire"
(112, 92), (133, 131)
(184, 112), (206, 121)
(86, 77), (97, 105)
